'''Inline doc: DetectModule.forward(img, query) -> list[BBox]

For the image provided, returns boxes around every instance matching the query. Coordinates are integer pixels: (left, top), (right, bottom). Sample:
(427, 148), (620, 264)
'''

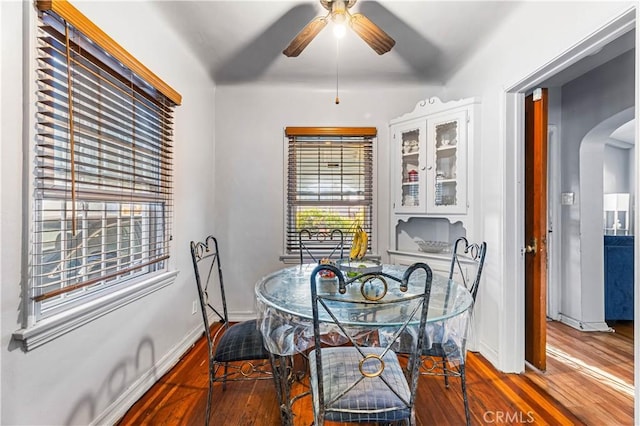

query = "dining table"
(254, 262), (474, 426)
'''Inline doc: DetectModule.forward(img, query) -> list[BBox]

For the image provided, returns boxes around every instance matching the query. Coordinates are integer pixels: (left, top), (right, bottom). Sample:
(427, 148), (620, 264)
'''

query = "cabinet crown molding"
(390, 96), (481, 125)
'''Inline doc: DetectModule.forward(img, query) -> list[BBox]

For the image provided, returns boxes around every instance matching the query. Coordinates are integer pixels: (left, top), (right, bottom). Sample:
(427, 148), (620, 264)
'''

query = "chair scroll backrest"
(190, 236), (229, 352)
(298, 228), (345, 264)
(310, 263), (433, 421)
(449, 237), (487, 302)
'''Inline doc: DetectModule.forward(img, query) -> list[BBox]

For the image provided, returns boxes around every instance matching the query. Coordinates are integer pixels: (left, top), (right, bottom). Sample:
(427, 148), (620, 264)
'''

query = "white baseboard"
(229, 310), (260, 322)
(92, 325), (204, 426)
(476, 340), (502, 371)
(558, 314), (612, 332)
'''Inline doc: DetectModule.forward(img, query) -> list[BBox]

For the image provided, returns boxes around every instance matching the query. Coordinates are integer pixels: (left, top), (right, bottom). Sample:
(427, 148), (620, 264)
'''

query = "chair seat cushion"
(214, 320), (270, 362)
(309, 346), (412, 423)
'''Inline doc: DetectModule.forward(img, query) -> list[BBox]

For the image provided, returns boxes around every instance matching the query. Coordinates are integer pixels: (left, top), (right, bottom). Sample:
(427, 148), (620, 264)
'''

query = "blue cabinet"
(604, 236), (634, 321)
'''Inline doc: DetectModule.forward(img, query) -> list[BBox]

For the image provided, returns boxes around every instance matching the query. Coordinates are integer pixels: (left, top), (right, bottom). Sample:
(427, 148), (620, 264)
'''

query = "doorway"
(503, 3), (636, 387)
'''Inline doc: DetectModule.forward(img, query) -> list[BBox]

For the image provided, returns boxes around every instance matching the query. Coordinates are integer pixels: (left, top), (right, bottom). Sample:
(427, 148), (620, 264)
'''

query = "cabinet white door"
(426, 109), (468, 214)
(392, 119), (427, 214)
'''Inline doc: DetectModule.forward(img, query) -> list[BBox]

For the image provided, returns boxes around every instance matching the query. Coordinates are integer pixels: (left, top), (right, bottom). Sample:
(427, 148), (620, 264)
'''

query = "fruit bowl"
(336, 258), (383, 275)
(415, 240), (451, 253)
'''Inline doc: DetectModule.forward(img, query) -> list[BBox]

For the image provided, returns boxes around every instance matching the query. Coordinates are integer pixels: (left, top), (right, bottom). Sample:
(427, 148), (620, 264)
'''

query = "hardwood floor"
(118, 320), (633, 425)
(524, 320), (634, 425)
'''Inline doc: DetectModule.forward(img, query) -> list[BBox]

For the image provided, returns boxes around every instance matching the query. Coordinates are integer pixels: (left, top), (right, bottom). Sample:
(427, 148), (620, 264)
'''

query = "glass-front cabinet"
(388, 97), (479, 263)
(395, 120), (426, 213)
(390, 98), (473, 216)
(426, 109), (468, 214)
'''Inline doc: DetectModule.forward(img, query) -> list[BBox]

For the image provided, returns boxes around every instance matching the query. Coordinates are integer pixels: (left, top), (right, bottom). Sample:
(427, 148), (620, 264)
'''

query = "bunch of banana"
(349, 227), (369, 260)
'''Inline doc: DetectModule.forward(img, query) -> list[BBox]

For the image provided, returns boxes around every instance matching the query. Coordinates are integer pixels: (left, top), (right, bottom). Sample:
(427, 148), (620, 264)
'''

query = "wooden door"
(524, 88), (548, 370)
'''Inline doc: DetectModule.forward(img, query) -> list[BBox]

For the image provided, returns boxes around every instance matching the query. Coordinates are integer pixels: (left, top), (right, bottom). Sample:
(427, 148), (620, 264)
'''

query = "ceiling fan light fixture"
(333, 22), (346, 39)
(330, 0), (347, 18)
(330, 0), (348, 35)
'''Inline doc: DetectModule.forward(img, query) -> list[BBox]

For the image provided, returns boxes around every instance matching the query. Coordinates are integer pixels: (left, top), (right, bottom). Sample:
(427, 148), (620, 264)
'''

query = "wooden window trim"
(285, 127), (377, 137)
(36, 0), (182, 106)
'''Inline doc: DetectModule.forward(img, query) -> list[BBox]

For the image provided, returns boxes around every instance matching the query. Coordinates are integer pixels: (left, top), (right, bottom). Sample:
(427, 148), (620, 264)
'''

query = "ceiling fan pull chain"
(335, 37), (340, 104)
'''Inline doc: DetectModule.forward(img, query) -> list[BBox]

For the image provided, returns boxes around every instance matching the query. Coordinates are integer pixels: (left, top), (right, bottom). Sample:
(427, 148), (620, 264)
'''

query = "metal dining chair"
(298, 228), (345, 264)
(308, 262), (433, 425)
(418, 236), (487, 426)
(190, 235), (273, 426)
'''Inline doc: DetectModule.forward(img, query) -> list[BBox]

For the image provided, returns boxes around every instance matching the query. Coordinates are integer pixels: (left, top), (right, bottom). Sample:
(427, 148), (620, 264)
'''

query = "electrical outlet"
(192, 300), (198, 315)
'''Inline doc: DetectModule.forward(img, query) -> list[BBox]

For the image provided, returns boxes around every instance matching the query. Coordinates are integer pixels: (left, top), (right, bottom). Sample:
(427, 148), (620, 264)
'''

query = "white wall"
(1, 2), (215, 425)
(604, 145), (632, 193)
(213, 84), (443, 318)
(441, 1), (637, 371)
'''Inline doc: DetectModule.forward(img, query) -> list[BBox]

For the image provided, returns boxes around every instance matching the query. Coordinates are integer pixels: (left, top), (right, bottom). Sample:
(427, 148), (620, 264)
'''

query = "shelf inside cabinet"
(394, 217), (466, 255)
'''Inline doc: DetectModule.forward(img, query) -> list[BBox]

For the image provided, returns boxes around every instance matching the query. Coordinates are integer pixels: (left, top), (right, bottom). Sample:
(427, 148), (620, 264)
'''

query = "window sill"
(13, 270), (178, 351)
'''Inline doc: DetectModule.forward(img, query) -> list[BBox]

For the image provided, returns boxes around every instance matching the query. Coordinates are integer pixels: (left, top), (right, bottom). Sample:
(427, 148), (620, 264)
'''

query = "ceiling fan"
(283, 0), (396, 57)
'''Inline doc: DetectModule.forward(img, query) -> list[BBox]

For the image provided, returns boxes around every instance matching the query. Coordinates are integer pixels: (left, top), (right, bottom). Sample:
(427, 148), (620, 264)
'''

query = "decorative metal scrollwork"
(240, 362), (256, 376)
(359, 353), (385, 378)
(360, 275), (388, 301)
(192, 235), (216, 260)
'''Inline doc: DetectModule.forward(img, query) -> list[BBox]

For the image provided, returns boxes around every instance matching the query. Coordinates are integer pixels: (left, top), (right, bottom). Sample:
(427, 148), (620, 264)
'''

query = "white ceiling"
(154, 0), (522, 86)
(153, 0), (636, 152)
(610, 119), (636, 146)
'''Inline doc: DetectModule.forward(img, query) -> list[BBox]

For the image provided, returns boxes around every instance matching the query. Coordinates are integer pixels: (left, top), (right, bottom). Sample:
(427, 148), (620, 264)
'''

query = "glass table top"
(256, 263), (473, 326)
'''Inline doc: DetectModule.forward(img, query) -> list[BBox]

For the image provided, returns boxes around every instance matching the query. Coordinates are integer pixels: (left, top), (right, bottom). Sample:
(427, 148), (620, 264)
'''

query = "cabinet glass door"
(427, 110), (467, 213)
(395, 121), (426, 213)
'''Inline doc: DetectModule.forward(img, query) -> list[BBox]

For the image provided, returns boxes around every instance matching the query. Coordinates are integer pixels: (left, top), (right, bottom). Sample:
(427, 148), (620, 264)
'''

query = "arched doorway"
(578, 109), (635, 328)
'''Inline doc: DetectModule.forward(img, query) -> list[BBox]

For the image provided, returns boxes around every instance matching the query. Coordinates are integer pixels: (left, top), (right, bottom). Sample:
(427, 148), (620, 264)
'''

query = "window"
(285, 127), (375, 259)
(27, 2), (181, 325)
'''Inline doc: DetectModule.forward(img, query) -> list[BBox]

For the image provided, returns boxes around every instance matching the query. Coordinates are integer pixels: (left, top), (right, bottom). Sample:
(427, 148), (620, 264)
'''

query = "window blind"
(32, 4), (178, 317)
(285, 127), (375, 256)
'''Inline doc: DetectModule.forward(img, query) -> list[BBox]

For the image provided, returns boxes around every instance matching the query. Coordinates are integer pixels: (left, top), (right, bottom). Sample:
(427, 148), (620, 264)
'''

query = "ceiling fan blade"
(283, 16), (329, 57)
(349, 13), (395, 55)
